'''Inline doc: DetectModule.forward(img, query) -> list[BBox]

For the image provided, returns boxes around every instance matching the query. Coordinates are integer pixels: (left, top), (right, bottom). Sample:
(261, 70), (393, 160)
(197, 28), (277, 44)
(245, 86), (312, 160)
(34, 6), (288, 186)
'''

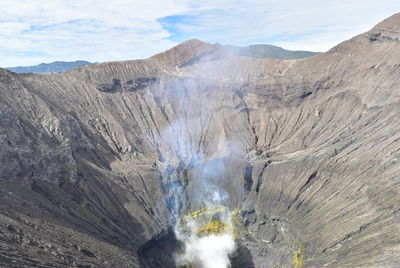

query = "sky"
(0, 0), (399, 67)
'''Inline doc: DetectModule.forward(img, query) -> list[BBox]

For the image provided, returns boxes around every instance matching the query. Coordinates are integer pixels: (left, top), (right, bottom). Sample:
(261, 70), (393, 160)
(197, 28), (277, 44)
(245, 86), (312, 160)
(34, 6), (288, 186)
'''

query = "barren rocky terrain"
(0, 14), (400, 267)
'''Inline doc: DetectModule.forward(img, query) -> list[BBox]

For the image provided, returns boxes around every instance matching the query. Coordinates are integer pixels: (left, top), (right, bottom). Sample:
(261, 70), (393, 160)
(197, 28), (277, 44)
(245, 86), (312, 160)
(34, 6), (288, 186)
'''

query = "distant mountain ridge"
(6, 60), (95, 74)
(5, 45), (319, 74)
(223, 44), (321, 59)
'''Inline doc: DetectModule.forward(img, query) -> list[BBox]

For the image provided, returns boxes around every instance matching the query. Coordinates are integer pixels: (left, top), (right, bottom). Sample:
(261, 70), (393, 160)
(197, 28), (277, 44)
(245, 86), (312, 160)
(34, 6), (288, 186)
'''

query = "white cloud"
(0, 0), (399, 66)
(169, 0), (400, 50)
(0, 0), (191, 66)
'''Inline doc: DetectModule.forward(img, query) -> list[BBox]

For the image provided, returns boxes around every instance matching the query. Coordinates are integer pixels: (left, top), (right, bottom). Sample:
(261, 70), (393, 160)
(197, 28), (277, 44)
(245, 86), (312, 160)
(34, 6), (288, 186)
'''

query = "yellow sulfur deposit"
(198, 220), (229, 236)
(292, 245), (304, 268)
(181, 206), (238, 238)
(189, 206), (227, 218)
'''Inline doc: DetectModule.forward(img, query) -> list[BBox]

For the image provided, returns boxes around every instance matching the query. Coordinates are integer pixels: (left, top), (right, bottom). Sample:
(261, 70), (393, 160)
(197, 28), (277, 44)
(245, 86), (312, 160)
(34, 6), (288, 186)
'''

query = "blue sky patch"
(158, 14), (199, 42)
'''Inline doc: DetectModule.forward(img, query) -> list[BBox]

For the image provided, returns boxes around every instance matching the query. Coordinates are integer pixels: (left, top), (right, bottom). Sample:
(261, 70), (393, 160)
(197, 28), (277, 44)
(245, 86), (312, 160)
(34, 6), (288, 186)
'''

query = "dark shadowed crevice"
(244, 163), (253, 195)
(137, 228), (256, 268)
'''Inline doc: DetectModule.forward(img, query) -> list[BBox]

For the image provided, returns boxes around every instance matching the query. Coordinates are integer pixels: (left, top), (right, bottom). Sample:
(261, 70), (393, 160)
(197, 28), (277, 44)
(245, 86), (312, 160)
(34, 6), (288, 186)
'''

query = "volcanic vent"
(1, 14), (400, 268)
(137, 155), (305, 267)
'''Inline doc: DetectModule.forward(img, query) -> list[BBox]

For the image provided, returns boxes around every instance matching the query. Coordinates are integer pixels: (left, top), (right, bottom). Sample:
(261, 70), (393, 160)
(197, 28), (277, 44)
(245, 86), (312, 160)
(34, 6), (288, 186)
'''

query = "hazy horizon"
(0, 0), (399, 67)
(4, 42), (320, 68)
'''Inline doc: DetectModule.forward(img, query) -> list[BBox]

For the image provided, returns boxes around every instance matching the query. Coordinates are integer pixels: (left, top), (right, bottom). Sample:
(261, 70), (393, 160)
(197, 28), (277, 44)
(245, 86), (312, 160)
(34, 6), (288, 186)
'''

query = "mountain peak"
(151, 39), (217, 67)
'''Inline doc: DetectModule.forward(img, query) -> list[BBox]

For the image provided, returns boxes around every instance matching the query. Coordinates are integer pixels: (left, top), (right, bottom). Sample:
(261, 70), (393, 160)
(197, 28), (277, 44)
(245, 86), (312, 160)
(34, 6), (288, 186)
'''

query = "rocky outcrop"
(0, 14), (400, 267)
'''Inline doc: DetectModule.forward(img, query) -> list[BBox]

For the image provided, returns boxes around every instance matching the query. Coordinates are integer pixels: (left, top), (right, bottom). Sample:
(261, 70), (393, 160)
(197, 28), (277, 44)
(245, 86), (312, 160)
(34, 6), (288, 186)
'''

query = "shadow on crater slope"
(138, 229), (256, 268)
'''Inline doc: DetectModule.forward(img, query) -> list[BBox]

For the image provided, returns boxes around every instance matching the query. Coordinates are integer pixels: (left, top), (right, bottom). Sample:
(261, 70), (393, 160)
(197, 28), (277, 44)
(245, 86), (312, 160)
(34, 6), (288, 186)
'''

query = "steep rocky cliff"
(0, 14), (400, 267)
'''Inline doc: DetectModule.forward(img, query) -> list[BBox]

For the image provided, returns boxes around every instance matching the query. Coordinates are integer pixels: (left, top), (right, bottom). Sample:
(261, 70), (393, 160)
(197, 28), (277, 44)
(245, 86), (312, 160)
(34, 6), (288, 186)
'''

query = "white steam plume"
(176, 233), (236, 268)
(155, 78), (241, 267)
(175, 212), (236, 268)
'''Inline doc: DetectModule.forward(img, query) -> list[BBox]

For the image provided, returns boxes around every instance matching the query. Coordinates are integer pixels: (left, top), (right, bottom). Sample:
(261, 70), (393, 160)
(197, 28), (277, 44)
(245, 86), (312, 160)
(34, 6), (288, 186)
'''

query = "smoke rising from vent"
(175, 211), (236, 268)
(153, 78), (242, 267)
(176, 233), (236, 268)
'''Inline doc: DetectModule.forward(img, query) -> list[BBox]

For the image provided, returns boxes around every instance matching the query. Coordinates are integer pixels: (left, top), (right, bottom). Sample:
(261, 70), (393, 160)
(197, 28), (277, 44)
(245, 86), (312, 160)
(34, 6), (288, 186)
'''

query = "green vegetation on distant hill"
(224, 44), (320, 59)
(6, 60), (94, 74)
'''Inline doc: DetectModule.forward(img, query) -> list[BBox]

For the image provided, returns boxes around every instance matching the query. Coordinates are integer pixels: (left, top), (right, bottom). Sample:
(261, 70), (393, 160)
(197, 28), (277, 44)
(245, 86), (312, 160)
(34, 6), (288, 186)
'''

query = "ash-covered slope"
(0, 14), (400, 268)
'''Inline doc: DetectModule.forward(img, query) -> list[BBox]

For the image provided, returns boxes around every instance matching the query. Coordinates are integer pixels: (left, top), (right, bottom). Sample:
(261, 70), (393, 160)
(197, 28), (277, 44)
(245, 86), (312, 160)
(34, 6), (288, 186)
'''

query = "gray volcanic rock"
(1, 14), (400, 267)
